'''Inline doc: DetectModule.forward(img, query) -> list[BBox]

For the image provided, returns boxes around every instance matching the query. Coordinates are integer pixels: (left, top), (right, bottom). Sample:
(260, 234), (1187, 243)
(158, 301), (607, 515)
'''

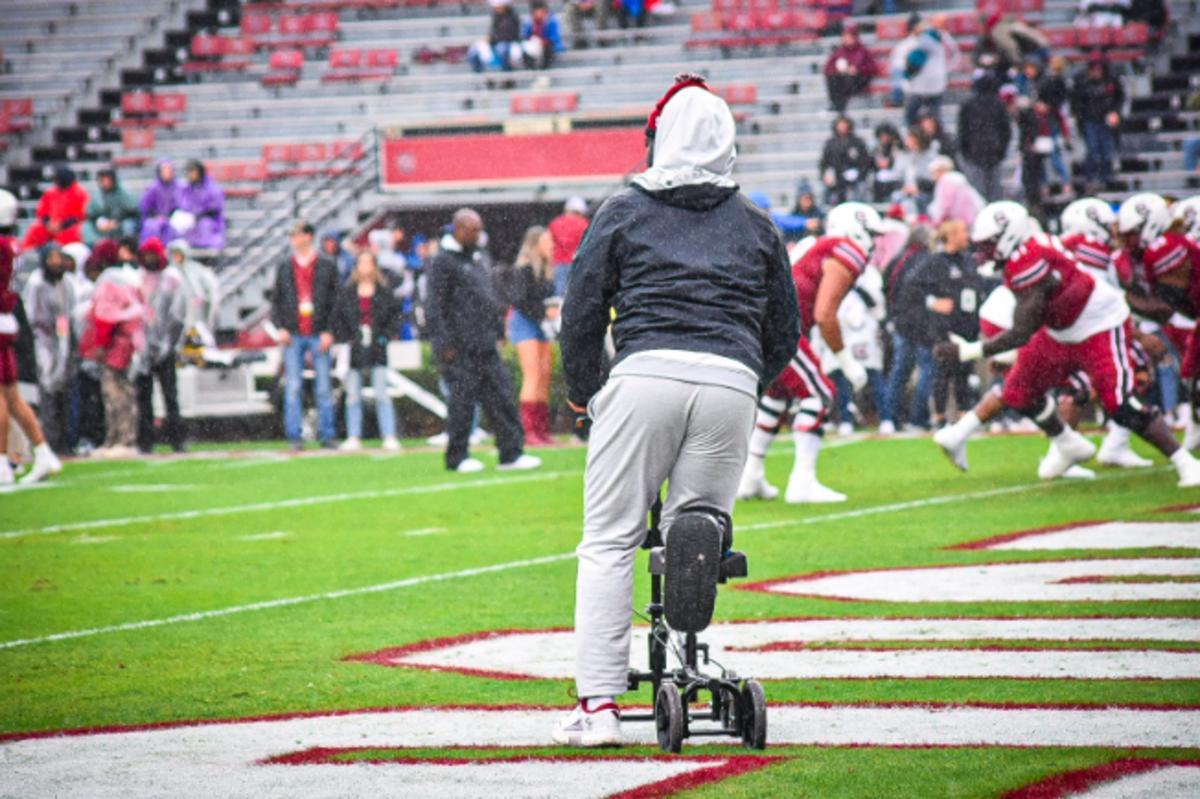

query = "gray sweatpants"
(574, 374), (755, 698)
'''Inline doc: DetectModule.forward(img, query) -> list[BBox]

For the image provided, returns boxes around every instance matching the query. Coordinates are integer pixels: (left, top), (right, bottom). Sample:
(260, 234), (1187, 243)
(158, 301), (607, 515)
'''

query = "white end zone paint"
(1075, 766), (1200, 798)
(353, 619), (1200, 681)
(956, 521), (1200, 551)
(743, 559), (1200, 602)
(3, 705), (1200, 799)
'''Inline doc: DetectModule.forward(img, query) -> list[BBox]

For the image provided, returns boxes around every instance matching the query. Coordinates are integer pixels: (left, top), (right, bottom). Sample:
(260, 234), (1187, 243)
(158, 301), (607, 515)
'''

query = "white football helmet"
(1060, 198), (1116, 244)
(0, 189), (17, 229)
(1173, 195), (1200, 242)
(1117, 193), (1171, 247)
(970, 201), (1033, 264)
(825, 202), (884, 256)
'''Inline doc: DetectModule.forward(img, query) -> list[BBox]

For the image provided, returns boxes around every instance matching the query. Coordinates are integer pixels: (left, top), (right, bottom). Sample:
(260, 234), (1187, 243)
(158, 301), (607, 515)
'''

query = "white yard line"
(739, 467), (1168, 533)
(0, 471), (576, 541)
(402, 527), (447, 537)
(237, 531), (291, 542)
(0, 552), (576, 651)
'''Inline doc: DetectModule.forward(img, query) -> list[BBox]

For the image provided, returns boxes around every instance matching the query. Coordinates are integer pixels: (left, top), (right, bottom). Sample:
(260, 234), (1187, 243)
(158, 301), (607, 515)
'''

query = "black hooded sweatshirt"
(559, 182), (800, 407)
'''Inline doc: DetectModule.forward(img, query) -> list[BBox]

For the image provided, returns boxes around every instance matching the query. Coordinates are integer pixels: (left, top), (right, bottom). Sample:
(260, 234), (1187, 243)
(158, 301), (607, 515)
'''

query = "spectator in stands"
(333, 250), (401, 452)
(927, 156), (985, 227)
(426, 208), (539, 473)
(22, 244), (78, 454)
(272, 220), (340, 452)
(1070, 56), (1124, 191)
(823, 24), (878, 114)
(871, 123), (904, 203)
(548, 196), (589, 297)
(879, 224), (935, 433)
(83, 169), (138, 247)
(321, 231), (355, 283)
(81, 241), (145, 459)
(921, 220), (985, 428)
(521, 1), (565, 70)
(74, 241), (117, 455)
(22, 166), (90, 251)
(890, 13), (960, 126)
(175, 160), (225, 251)
(1185, 137), (1200, 173)
(1020, 60), (1072, 193)
(819, 116), (871, 205)
(168, 240), (219, 338)
(1127, 0), (1168, 34)
(507, 225), (558, 446)
(895, 126), (937, 215)
(975, 13), (1049, 76)
(134, 237), (186, 454)
(139, 160), (180, 245)
(1015, 96), (1053, 220)
(469, 0), (524, 72)
(1076, 0), (1130, 28)
(957, 74), (1011, 201)
(563, 0), (612, 49)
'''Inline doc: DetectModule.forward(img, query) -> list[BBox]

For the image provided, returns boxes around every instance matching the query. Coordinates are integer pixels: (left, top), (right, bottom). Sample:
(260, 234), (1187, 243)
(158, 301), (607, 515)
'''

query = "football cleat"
(1037, 433), (1096, 480)
(933, 426), (968, 472)
(785, 478), (847, 504)
(1096, 442), (1153, 469)
(737, 460), (779, 501)
(1062, 464), (1096, 480)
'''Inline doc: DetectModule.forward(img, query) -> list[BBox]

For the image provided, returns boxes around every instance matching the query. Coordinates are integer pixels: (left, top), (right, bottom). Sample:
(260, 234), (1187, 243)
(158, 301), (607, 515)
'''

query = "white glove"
(950, 333), (984, 363)
(0, 313), (16, 335)
(835, 348), (868, 391)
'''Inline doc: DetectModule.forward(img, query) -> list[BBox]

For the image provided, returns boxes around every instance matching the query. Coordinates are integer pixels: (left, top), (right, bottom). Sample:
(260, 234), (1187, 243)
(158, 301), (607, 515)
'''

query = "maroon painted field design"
(1002, 758), (1200, 799)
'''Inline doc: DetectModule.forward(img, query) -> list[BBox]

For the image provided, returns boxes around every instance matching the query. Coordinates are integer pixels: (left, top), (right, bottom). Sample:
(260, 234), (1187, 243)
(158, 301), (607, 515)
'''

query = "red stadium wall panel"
(379, 128), (645, 190)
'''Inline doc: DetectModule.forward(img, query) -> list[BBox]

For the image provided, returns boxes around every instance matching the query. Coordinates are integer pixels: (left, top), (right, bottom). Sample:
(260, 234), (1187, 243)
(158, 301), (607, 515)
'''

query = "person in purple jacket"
(139, 159), (180, 244)
(176, 160), (225, 251)
(823, 24), (878, 114)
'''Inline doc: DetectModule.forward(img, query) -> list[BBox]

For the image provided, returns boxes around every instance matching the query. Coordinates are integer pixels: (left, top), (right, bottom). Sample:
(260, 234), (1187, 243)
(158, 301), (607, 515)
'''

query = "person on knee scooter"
(553, 74), (801, 747)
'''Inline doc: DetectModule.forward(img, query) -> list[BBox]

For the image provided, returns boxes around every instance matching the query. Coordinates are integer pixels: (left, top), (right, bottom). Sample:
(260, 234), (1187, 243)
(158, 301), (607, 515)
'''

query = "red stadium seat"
(945, 13), (978, 37)
(1111, 23), (1149, 47)
(263, 49), (304, 86)
(329, 48), (362, 69)
(241, 12), (273, 37)
(691, 12), (724, 33)
(205, 159), (268, 198)
(0, 98), (34, 135)
(874, 17), (908, 40)
(112, 128), (155, 167)
(116, 92), (187, 128)
(1075, 26), (1110, 48)
(185, 35), (253, 72)
(719, 84), (758, 105)
(1042, 27), (1077, 49)
(262, 141), (335, 178)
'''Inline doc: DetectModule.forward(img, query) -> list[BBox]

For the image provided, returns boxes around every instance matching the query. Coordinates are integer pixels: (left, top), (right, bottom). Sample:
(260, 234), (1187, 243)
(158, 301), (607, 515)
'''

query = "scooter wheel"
(741, 679), (767, 750)
(655, 683), (685, 753)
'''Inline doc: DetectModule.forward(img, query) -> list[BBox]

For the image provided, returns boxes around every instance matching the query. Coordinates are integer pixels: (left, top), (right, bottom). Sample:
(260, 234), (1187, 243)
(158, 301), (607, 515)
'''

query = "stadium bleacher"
(1, 0), (1196, 336)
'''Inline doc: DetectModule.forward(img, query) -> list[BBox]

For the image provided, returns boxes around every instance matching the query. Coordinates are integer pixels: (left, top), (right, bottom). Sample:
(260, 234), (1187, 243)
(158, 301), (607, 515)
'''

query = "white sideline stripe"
(0, 552), (576, 651)
(0, 471), (575, 541)
(739, 467), (1167, 533)
(71, 535), (120, 545)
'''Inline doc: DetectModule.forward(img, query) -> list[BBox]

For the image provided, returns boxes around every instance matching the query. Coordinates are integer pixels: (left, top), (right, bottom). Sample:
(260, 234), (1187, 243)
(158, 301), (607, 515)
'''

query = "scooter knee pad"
(663, 507), (728, 633)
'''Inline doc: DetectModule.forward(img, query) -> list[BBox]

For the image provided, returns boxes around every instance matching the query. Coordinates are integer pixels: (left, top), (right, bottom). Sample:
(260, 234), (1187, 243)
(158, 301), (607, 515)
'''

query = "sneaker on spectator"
(454, 458), (485, 474)
(498, 453), (541, 471)
(837, 421), (854, 437)
(470, 428), (491, 445)
(339, 437), (362, 452)
(427, 431), (448, 447)
(0, 459), (13, 485)
(381, 437), (402, 451)
(551, 702), (622, 748)
(878, 420), (895, 435)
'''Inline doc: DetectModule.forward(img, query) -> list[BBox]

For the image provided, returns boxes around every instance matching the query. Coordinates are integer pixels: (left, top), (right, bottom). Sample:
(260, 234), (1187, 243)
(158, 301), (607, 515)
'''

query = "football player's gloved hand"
(567, 400), (591, 441)
(835, 349), (868, 391)
(949, 333), (984, 363)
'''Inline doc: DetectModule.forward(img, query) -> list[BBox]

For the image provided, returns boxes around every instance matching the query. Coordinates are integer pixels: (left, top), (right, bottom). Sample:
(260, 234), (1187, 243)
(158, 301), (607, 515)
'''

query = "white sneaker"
(469, 429), (490, 445)
(454, 458), (485, 474)
(988, 421), (1006, 435)
(498, 453), (541, 471)
(933, 426), (968, 472)
(427, 431), (449, 447)
(837, 421), (854, 436)
(381, 437), (402, 451)
(785, 476), (847, 504)
(96, 444), (139, 460)
(551, 703), (622, 748)
(19, 445), (62, 485)
(737, 463), (779, 501)
(1097, 442), (1152, 469)
(1177, 456), (1200, 487)
(0, 459), (13, 486)
(1037, 433), (1096, 480)
(1063, 464), (1096, 480)
(878, 420), (895, 435)
(1186, 415), (1200, 451)
(338, 437), (362, 452)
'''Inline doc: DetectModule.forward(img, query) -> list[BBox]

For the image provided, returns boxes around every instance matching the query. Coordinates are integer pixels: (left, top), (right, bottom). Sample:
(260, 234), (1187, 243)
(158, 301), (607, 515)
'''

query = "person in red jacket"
(0, 190), (62, 485)
(547, 196), (589, 297)
(823, 24), (879, 114)
(22, 166), (90, 250)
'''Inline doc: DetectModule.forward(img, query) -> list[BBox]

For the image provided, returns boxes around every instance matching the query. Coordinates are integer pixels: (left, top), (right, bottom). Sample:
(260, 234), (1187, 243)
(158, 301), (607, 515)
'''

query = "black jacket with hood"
(560, 85), (801, 407)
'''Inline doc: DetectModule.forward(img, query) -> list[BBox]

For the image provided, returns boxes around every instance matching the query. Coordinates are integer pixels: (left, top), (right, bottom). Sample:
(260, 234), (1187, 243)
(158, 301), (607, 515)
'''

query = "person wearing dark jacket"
(505, 225), (558, 446)
(1070, 57), (1124, 189)
(819, 116), (872, 205)
(918, 221), (989, 427)
(84, 169), (139, 246)
(958, 75), (1013, 202)
(271, 220), (340, 451)
(468, 0), (523, 71)
(426, 208), (538, 473)
(553, 76), (800, 748)
(333, 250), (401, 451)
(871, 122), (905, 202)
(879, 225), (935, 433)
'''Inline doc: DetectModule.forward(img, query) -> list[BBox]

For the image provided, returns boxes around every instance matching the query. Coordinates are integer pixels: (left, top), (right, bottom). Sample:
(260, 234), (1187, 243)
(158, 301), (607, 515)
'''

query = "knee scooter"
(624, 497), (767, 753)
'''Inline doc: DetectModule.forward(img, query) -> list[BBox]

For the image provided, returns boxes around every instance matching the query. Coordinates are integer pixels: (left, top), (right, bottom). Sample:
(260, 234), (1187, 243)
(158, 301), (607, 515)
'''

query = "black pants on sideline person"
(77, 372), (106, 448)
(934, 359), (976, 422)
(136, 357), (185, 454)
(37, 386), (71, 455)
(825, 73), (869, 114)
(441, 349), (524, 469)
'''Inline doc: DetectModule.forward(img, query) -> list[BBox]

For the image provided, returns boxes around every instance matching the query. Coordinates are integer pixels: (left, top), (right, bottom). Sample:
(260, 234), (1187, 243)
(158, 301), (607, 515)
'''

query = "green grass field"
(2, 431), (1199, 797)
